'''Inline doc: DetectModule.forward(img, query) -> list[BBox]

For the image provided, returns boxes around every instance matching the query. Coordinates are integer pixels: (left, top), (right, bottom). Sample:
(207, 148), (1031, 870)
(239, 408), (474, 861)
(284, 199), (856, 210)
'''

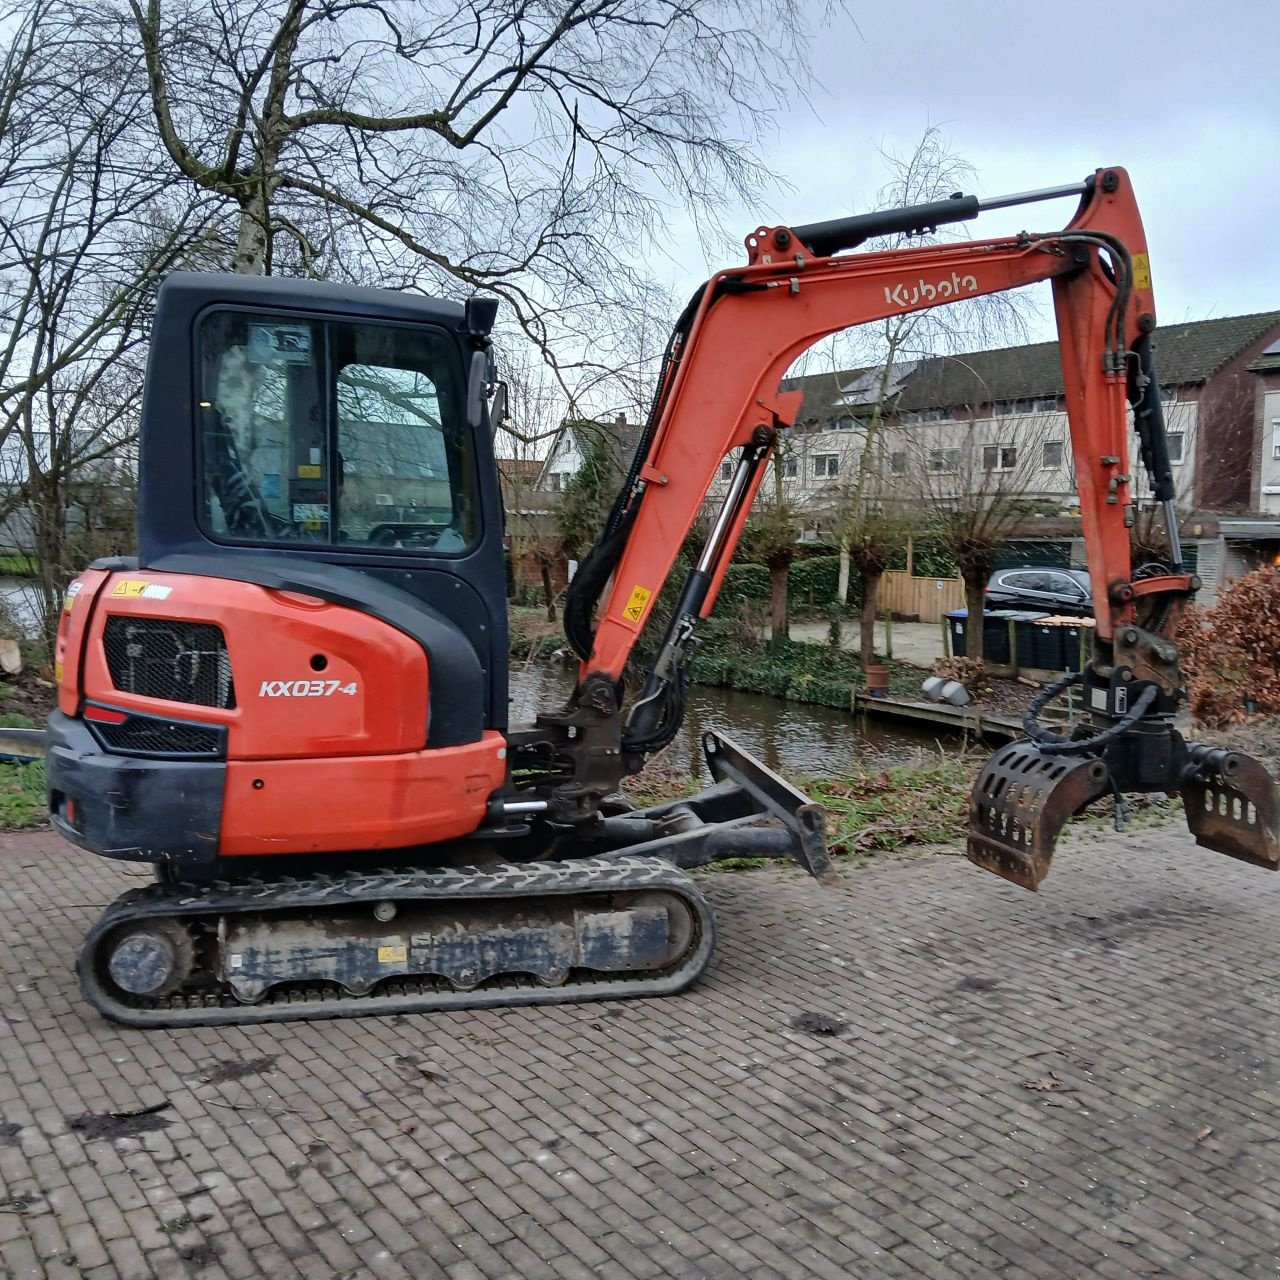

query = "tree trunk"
(232, 193), (270, 275)
(540, 561), (556, 622)
(860, 570), (881, 669)
(964, 577), (986, 667)
(30, 480), (67, 659)
(837, 537), (850, 605)
(769, 561), (788, 650)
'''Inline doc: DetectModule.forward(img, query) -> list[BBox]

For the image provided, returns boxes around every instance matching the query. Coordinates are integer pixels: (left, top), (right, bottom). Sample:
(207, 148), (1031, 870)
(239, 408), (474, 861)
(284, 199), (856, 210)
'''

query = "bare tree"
(0, 0), (217, 646)
(87, 0), (830, 423)
(498, 344), (572, 618)
(795, 126), (1034, 668)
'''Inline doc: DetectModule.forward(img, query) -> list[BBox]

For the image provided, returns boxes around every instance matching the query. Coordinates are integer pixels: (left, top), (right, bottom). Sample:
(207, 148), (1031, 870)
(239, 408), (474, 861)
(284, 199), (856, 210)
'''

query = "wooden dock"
(851, 692), (1024, 742)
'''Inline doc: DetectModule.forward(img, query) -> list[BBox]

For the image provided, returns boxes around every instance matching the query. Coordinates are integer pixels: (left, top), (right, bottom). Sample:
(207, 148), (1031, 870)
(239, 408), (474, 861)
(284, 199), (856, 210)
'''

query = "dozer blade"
(1182, 745), (1280, 870)
(967, 742), (1109, 890)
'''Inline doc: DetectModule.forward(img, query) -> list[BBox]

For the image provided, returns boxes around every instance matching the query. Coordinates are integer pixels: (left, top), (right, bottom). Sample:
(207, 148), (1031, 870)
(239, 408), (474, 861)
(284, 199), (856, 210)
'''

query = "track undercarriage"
(76, 731), (837, 1027)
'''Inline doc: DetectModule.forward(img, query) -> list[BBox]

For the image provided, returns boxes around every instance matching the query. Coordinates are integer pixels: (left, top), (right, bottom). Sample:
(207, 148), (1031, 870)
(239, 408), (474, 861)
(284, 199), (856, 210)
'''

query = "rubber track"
(77, 857), (716, 1028)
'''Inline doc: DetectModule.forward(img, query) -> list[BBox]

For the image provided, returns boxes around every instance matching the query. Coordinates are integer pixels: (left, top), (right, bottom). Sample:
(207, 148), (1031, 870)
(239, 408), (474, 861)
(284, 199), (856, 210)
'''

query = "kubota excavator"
(48, 167), (1280, 1027)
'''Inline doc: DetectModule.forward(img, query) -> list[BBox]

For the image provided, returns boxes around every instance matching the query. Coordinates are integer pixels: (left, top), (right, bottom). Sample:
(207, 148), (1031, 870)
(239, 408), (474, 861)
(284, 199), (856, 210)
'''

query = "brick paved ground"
(3, 825), (1280, 1279)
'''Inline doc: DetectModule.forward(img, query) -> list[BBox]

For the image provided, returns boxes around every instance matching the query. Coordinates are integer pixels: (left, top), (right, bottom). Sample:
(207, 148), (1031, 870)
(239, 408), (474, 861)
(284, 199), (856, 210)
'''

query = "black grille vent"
(102, 618), (235, 709)
(91, 714), (224, 758)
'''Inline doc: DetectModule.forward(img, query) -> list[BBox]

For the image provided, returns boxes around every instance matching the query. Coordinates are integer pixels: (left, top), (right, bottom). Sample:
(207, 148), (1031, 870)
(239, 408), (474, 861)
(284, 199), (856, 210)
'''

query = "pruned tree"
(742, 454), (802, 650)
(0, 0), (217, 647)
(910, 408), (1069, 665)
(795, 125), (1033, 668)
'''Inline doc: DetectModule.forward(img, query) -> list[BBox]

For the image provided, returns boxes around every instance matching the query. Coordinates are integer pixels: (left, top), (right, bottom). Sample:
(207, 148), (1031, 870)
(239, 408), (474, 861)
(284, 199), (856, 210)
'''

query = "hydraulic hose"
(1022, 671), (1159, 756)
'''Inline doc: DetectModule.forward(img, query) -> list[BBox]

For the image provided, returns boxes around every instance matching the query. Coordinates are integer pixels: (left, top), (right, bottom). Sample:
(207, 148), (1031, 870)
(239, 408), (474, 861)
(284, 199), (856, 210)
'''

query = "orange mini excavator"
(48, 167), (1279, 1026)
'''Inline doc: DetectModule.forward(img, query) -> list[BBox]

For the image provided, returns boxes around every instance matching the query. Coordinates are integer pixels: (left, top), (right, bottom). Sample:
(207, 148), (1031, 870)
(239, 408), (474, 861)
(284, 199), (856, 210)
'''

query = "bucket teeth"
(1182, 747), (1280, 871)
(967, 744), (1109, 890)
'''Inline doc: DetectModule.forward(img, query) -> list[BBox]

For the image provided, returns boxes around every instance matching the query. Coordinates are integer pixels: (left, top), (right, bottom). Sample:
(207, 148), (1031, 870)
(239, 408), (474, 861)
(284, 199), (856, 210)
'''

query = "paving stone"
(3, 825), (1280, 1277)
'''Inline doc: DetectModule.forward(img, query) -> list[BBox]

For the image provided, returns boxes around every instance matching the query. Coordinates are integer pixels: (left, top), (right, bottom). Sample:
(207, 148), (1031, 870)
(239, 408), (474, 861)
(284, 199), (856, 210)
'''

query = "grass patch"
(0, 759), (45, 829)
(810, 756), (974, 857)
(508, 607), (567, 660)
(625, 751), (978, 867)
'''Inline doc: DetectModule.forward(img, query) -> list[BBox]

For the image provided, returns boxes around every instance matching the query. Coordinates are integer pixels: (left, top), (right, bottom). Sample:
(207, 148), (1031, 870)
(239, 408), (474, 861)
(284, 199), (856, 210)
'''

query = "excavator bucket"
(1182, 745), (1280, 870)
(967, 743), (1109, 890)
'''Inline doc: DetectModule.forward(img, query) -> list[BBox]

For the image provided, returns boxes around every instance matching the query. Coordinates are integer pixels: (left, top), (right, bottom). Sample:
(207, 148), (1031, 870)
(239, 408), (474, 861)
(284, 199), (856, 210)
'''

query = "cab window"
(197, 311), (474, 552)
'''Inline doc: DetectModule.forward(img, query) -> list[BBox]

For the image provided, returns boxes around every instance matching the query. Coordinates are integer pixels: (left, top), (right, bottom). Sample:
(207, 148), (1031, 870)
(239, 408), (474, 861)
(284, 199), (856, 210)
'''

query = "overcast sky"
(656, 0), (1280, 346)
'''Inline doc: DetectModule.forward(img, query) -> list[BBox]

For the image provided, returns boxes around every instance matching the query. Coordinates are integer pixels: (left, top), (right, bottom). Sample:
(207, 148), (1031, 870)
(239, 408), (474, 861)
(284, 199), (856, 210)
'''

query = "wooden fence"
(880, 570), (965, 623)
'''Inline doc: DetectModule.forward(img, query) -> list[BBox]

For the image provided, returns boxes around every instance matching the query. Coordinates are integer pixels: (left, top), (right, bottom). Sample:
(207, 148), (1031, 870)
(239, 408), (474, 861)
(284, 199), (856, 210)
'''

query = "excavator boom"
(563, 166), (1279, 885)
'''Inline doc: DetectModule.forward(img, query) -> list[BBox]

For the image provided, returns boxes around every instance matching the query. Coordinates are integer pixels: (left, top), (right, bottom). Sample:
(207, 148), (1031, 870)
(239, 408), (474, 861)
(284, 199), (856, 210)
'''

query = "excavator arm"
(557, 166), (1280, 884)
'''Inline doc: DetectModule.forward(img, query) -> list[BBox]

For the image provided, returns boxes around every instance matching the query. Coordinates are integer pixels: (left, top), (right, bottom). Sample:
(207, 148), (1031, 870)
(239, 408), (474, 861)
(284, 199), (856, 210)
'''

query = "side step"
(79, 857), (715, 1028)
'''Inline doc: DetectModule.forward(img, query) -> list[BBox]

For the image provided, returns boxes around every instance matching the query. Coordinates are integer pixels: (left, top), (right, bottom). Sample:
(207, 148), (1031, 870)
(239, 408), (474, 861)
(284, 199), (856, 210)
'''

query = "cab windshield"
(197, 311), (475, 553)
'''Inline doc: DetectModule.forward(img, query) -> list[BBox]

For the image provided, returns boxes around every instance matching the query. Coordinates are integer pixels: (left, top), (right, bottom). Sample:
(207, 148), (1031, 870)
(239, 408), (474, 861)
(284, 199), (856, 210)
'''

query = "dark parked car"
(984, 567), (1092, 616)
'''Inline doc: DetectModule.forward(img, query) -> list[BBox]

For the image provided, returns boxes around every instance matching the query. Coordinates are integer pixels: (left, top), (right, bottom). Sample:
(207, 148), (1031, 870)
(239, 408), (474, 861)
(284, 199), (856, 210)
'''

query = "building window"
(982, 444), (1018, 471)
(1272, 418), (1280, 460)
(783, 456), (798, 478)
(890, 451), (907, 475)
(719, 461), (733, 480)
(1042, 440), (1063, 469)
(827, 415), (856, 432)
(928, 448), (959, 473)
(1167, 432), (1185, 464)
(813, 453), (839, 478)
(903, 407), (950, 424)
(1160, 386), (1177, 404)
(994, 397), (1055, 417)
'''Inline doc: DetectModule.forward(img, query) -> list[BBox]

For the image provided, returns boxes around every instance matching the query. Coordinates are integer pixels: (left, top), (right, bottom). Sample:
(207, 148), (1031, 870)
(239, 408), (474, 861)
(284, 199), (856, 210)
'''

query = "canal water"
(0, 579), (42, 638)
(508, 660), (954, 781)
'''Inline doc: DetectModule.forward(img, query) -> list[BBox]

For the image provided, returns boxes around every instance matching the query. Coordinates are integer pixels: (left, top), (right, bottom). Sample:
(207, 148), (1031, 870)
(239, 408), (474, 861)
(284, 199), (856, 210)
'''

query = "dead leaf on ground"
(1021, 1071), (1066, 1092)
(1196, 1125), (1214, 1142)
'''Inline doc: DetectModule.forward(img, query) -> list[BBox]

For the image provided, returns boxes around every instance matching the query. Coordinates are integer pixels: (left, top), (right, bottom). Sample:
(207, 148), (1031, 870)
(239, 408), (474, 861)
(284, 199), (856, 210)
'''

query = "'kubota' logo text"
(259, 679), (358, 698)
(884, 273), (979, 309)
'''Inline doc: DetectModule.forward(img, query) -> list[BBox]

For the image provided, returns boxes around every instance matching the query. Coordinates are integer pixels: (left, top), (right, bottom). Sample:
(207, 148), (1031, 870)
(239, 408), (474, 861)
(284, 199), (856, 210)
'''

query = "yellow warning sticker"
(1132, 253), (1151, 290)
(621, 584), (652, 624)
(110, 580), (172, 600)
(377, 944), (407, 964)
(297, 464), (322, 479)
(54, 661), (63, 683)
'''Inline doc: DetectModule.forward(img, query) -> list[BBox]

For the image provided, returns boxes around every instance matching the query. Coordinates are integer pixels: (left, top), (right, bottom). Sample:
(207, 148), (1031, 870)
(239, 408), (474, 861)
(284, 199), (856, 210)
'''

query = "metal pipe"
(976, 182), (1089, 213)
(696, 450), (758, 575)
(501, 799), (549, 815)
(1162, 498), (1184, 572)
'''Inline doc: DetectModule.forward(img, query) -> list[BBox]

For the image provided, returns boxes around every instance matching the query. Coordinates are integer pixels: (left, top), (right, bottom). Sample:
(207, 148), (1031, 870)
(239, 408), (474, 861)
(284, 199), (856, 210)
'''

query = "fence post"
(1008, 619), (1019, 678)
(884, 613), (893, 660)
(941, 616), (950, 659)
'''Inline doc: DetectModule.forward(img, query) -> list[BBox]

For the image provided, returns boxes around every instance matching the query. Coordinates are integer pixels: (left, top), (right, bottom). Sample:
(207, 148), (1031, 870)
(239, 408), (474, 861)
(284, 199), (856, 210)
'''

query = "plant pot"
(864, 664), (891, 698)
